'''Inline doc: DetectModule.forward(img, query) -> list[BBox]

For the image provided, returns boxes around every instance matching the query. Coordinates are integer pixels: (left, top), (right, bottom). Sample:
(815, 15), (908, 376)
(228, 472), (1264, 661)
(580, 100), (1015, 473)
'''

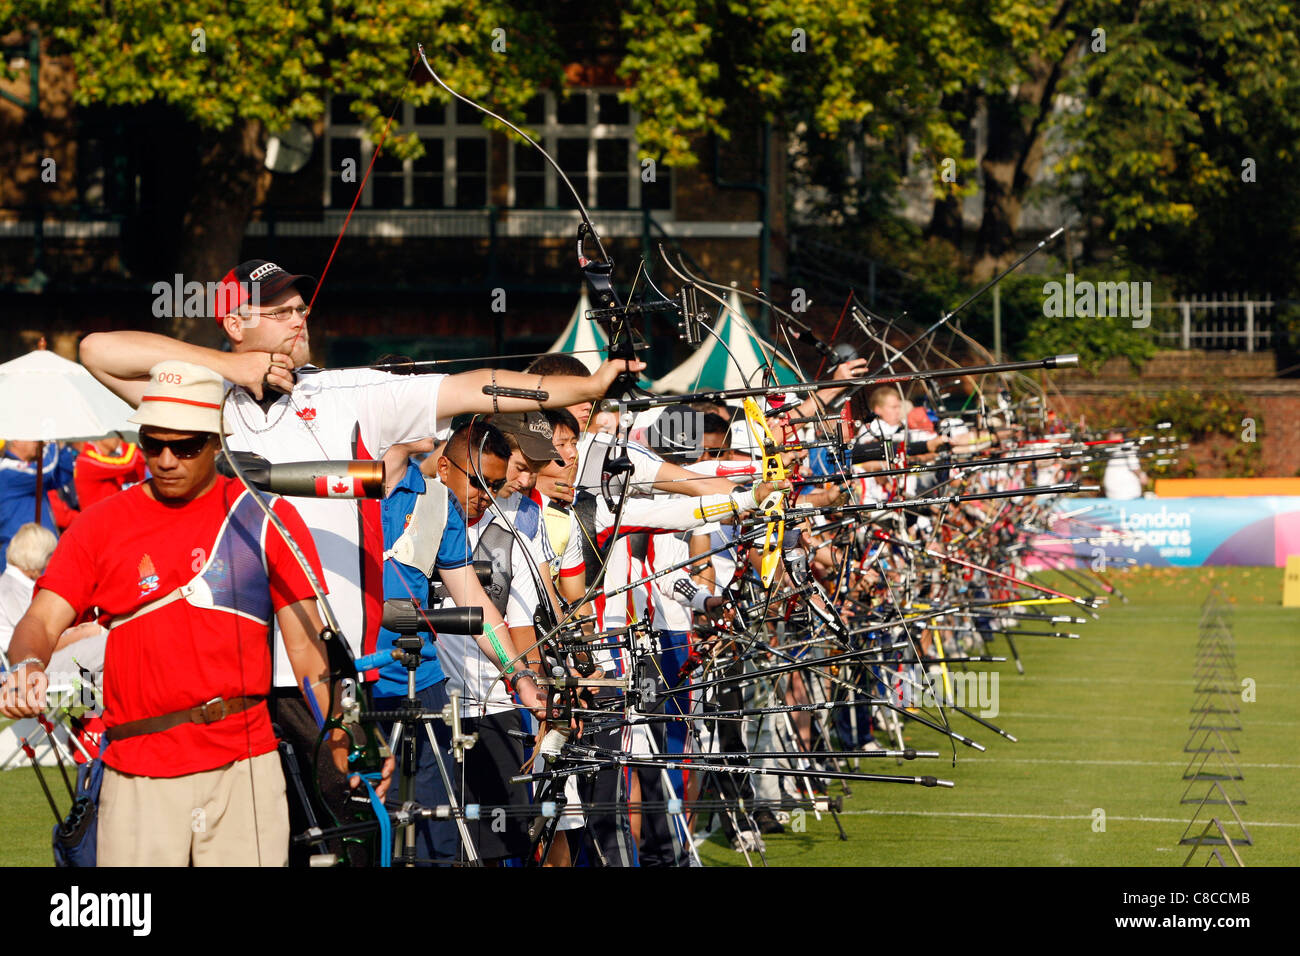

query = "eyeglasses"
(244, 304), (311, 320)
(445, 457), (506, 494)
(139, 434), (213, 460)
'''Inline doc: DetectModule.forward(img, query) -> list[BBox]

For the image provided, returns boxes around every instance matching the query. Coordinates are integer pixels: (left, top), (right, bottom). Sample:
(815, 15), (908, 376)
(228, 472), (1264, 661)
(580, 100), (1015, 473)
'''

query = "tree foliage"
(1058, 0), (1300, 293)
(7, 0), (564, 159)
(6, 0), (1300, 315)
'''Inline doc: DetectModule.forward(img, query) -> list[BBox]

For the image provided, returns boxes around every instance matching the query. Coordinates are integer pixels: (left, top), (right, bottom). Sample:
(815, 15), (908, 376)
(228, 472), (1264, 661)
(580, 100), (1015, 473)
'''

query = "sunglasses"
(139, 433), (212, 460)
(445, 457), (506, 494)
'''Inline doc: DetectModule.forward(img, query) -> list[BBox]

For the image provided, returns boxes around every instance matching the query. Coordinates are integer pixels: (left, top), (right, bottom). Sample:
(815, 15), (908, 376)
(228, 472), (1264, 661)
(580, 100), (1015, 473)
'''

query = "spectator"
(1101, 430), (1148, 500)
(0, 441), (76, 573)
(75, 433), (147, 512)
(0, 522), (57, 662)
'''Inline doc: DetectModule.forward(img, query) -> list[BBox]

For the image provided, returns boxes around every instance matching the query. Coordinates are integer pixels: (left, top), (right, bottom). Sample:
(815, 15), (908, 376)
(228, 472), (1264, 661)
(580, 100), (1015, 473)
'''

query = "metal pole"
(993, 283), (1002, 361)
(34, 440), (44, 525)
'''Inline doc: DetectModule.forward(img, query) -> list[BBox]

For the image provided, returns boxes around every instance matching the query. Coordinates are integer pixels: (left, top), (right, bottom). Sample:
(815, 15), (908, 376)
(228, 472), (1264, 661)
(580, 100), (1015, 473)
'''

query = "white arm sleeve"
(597, 490), (759, 536)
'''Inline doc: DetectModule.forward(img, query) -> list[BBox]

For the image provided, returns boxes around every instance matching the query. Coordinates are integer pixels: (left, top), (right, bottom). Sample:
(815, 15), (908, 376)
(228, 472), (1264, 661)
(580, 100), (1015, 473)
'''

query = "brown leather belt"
(106, 695), (266, 743)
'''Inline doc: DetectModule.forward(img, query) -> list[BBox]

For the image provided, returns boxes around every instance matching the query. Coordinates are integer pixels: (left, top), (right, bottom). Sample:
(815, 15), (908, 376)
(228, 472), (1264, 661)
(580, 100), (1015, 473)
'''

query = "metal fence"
(1153, 293), (1274, 352)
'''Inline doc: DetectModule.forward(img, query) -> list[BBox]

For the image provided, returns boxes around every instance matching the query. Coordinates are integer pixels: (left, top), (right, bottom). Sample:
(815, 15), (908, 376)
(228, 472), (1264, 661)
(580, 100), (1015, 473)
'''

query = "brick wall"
(1058, 350), (1277, 384)
(1052, 351), (1300, 478)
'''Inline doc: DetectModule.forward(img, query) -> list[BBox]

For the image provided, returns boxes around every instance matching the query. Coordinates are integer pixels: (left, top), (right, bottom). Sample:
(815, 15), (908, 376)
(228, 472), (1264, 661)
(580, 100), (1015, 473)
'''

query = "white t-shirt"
(647, 531), (693, 633)
(0, 563), (34, 658)
(222, 367), (449, 685)
(436, 493), (549, 717)
(698, 521), (738, 593)
(862, 418), (924, 497)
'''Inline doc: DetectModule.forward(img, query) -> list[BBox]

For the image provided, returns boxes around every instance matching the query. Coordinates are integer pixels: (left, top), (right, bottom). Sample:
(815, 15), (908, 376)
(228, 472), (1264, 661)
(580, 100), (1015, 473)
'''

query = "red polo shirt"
(37, 476), (325, 777)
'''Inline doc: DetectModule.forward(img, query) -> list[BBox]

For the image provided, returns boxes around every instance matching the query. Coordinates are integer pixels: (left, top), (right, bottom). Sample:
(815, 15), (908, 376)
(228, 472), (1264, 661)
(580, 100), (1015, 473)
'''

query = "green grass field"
(694, 566), (1300, 866)
(2, 567), (1295, 867)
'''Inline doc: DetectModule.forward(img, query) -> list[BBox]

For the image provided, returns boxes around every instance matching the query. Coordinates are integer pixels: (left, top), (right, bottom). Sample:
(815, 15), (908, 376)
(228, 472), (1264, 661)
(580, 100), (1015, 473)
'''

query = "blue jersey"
(0, 444), (76, 573)
(373, 462), (470, 697)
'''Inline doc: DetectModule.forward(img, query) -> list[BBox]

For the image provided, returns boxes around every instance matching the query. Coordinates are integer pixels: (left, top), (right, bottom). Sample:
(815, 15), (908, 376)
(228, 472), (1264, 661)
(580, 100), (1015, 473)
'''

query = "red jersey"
(37, 476), (326, 777)
(74, 442), (147, 512)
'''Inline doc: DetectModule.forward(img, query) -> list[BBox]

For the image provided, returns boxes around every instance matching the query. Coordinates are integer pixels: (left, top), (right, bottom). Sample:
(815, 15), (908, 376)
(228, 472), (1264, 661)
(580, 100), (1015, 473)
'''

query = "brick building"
(0, 33), (784, 377)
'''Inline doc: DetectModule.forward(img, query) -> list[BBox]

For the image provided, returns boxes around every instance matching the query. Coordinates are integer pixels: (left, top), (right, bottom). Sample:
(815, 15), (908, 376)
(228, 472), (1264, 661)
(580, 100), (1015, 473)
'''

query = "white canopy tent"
(0, 346), (138, 444)
(651, 288), (799, 394)
(546, 287), (610, 373)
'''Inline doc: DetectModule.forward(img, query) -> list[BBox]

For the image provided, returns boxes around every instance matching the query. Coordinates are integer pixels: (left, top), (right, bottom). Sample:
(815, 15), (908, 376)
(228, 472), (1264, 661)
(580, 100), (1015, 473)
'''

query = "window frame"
(323, 99), (491, 210)
(505, 89), (672, 214)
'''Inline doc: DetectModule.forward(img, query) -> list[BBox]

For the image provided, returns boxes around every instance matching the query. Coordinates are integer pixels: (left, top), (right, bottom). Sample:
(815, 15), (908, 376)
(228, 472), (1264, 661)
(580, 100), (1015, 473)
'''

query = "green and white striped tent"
(546, 287), (609, 373)
(651, 288), (800, 394)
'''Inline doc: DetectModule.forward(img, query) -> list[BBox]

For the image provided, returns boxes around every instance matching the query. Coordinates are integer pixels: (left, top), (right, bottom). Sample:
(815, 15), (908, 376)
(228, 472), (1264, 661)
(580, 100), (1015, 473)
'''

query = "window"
(323, 90), (673, 213)
(325, 95), (489, 209)
(508, 90), (672, 212)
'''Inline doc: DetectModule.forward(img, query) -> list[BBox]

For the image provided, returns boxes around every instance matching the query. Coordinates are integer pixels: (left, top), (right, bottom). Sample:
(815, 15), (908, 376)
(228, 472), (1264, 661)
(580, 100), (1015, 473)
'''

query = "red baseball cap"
(213, 259), (316, 323)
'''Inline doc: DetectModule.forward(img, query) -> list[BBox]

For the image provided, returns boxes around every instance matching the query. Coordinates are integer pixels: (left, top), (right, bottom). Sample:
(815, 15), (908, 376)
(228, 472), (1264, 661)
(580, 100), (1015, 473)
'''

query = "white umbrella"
(0, 345), (138, 442)
(0, 341), (139, 524)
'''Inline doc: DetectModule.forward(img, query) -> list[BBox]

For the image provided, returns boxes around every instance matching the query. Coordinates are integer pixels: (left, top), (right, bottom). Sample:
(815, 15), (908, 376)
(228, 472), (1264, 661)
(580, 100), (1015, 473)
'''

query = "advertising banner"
(1030, 497), (1300, 568)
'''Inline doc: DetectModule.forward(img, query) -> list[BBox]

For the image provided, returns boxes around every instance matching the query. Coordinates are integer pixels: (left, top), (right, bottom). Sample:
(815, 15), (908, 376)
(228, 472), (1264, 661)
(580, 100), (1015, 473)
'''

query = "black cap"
(491, 411), (564, 463)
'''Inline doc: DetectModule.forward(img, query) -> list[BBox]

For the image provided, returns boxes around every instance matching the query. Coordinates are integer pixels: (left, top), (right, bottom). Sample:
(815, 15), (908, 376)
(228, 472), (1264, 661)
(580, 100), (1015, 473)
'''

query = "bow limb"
(416, 46), (656, 647)
(416, 44), (649, 401)
(658, 249), (868, 521)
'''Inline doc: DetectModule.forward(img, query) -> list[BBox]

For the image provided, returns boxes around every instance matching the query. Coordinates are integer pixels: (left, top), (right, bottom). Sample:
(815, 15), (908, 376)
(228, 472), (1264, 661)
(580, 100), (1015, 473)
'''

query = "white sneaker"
(859, 740), (884, 753)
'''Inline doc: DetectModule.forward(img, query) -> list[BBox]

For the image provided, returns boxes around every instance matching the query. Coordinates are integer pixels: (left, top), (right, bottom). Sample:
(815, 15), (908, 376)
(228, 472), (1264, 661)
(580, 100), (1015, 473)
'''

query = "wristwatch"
(508, 668), (539, 695)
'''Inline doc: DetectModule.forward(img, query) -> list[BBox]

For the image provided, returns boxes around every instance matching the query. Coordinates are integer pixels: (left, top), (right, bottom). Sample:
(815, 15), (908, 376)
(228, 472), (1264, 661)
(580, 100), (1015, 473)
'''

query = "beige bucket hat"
(127, 361), (230, 435)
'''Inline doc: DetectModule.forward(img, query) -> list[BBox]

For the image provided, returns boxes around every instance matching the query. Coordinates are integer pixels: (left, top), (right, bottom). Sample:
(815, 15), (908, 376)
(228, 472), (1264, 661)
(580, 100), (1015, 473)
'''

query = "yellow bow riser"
(743, 398), (787, 588)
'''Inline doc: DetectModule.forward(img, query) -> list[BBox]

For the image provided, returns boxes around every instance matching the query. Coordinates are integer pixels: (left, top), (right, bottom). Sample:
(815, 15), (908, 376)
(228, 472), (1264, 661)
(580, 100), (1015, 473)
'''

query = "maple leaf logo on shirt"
(137, 554), (160, 597)
(296, 407), (317, 421)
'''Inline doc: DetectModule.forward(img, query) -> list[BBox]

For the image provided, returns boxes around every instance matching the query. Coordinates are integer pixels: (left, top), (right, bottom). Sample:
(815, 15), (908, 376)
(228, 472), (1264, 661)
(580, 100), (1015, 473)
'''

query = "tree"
(1058, 0), (1300, 295)
(4, 0), (562, 342)
(969, 0), (1084, 280)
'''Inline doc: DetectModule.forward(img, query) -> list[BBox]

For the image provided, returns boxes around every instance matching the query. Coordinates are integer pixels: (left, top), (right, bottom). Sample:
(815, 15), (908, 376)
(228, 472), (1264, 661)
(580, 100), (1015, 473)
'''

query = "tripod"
(378, 633), (481, 866)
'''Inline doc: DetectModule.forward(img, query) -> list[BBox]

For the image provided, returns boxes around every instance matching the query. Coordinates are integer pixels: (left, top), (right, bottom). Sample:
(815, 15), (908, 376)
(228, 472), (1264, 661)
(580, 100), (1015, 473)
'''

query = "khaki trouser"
(98, 750), (289, 866)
